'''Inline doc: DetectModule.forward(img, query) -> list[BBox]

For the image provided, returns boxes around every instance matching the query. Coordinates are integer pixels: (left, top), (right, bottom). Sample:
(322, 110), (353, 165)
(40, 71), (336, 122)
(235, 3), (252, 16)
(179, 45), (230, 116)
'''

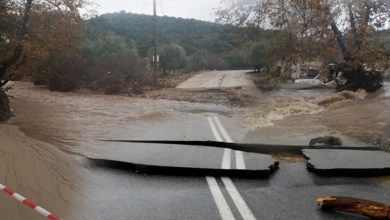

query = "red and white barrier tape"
(0, 183), (62, 220)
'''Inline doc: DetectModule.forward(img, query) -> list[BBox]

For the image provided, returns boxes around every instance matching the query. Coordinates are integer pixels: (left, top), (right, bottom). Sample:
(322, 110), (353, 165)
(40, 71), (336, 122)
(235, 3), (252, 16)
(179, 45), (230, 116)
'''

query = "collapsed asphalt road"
(0, 70), (389, 219)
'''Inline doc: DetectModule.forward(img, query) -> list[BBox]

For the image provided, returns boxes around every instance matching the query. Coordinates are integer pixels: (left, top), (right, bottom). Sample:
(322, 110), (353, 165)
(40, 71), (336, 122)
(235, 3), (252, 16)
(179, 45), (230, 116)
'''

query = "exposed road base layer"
(88, 158), (279, 178)
(101, 140), (383, 155)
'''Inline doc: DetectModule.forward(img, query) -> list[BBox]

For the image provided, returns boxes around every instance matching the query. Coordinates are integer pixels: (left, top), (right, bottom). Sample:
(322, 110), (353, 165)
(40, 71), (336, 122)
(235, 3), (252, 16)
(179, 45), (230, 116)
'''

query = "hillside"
(86, 12), (266, 58)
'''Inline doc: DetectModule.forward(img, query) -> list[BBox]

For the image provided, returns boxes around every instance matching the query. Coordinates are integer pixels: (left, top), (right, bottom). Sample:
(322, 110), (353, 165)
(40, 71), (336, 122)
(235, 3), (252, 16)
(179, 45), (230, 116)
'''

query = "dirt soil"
(138, 72), (256, 107)
(139, 88), (256, 108)
(156, 72), (196, 88)
(250, 73), (280, 91)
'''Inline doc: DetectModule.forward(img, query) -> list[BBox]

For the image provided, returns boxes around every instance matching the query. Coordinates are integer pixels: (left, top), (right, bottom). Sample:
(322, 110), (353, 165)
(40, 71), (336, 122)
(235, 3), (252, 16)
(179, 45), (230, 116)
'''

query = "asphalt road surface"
(0, 70), (389, 220)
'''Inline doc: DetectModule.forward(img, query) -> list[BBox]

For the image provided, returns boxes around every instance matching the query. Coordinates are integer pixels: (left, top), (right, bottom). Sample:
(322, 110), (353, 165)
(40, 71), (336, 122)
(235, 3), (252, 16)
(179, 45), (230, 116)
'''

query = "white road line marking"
(213, 116), (246, 169)
(212, 116), (256, 220)
(221, 149), (232, 170)
(235, 151), (246, 170)
(206, 177), (235, 220)
(206, 117), (236, 220)
(212, 116), (233, 142)
(208, 117), (231, 169)
(221, 177), (257, 220)
(208, 117), (223, 142)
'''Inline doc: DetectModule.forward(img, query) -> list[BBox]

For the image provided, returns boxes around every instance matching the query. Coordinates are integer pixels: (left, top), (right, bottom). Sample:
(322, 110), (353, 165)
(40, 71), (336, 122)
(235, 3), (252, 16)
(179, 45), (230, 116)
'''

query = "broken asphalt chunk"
(303, 149), (390, 176)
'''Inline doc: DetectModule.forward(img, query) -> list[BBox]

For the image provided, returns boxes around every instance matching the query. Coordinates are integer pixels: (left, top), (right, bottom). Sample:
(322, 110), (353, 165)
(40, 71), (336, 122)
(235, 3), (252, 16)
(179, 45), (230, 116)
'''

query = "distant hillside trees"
(86, 12), (274, 70)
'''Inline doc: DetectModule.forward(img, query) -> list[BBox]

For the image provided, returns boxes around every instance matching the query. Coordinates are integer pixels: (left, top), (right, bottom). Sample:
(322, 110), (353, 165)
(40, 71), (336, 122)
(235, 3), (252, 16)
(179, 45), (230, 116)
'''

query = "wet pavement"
(303, 149), (390, 176)
(87, 142), (279, 177)
(177, 70), (259, 95)
(0, 71), (389, 219)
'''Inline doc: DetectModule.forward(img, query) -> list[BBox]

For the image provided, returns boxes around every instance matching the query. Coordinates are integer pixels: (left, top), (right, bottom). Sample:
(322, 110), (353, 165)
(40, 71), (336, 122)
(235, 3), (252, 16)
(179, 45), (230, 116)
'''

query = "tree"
(0, 0), (33, 121)
(0, 0), (33, 87)
(249, 41), (273, 72)
(0, 0), (89, 120)
(189, 50), (209, 70)
(80, 34), (149, 94)
(27, 0), (87, 90)
(158, 44), (188, 74)
(223, 51), (247, 69)
(217, 0), (390, 91)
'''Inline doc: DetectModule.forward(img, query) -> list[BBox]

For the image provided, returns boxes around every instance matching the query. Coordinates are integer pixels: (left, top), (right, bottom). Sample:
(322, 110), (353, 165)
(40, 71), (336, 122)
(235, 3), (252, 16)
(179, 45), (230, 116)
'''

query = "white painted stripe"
(211, 116), (256, 220)
(12, 193), (26, 203)
(208, 117), (231, 170)
(208, 117), (223, 142)
(221, 149), (232, 170)
(212, 116), (233, 143)
(206, 117), (236, 220)
(206, 177), (235, 220)
(222, 177), (256, 220)
(34, 206), (51, 217)
(235, 151), (246, 170)
(213, 116), (246, 170)
(0, 184), (5, 190)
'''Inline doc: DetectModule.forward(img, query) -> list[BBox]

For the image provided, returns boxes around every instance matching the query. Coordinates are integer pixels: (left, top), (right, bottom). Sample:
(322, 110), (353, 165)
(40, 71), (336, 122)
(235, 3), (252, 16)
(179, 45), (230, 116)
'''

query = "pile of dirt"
(250, 74), (279, 91)
(140, 88), (256, 107)
(156, 73), (196, 89)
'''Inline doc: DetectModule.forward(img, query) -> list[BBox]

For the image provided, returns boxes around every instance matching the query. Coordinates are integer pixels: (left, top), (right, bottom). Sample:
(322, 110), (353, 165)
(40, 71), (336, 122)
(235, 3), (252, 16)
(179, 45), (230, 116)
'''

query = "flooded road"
(1, 71), (389, 219)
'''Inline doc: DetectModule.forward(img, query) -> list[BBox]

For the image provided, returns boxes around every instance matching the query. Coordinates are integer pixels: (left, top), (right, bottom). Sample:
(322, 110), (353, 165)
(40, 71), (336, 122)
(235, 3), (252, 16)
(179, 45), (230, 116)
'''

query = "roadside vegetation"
(1, 0), (390, 122)
(217, 0), (390, 91)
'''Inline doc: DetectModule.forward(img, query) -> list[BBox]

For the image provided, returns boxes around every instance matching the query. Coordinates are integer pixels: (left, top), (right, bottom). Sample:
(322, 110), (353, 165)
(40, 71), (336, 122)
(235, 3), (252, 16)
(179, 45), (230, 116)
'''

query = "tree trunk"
(323, 3), (382, 92)
(0, 89), (11, 122)
(0, 0), (33, 83)
(0, 0), (33, 121)
(317, 196), (390, 219)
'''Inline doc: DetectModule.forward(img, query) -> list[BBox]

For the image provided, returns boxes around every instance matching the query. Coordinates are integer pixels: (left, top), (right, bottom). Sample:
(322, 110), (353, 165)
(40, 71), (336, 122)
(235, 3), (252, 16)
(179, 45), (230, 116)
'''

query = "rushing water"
(7, 81), (390, 155)
(2, 81), (389, 219)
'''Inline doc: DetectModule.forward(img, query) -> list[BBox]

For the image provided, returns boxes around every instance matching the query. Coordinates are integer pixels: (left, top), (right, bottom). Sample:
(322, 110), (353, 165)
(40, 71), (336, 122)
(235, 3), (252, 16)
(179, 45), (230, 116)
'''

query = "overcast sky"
(94, 0), (221, 22)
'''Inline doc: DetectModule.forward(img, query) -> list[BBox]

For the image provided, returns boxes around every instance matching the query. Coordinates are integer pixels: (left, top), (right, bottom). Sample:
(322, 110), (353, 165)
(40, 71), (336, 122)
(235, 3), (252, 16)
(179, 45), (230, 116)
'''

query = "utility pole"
(153, 0), (158, 86)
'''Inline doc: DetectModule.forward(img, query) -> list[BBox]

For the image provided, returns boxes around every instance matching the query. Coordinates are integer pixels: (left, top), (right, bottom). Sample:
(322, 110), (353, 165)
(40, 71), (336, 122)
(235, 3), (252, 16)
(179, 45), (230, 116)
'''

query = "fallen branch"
(317, 196), (390, 219)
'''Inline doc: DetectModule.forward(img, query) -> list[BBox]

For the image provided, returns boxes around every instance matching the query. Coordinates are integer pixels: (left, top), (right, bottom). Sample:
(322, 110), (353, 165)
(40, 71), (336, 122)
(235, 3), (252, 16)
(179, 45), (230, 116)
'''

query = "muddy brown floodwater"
(0, 80), (389, 219)
(6, 82), (234, 154)
(5, 81), (390, 157)
(243, 83), (390, 150)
